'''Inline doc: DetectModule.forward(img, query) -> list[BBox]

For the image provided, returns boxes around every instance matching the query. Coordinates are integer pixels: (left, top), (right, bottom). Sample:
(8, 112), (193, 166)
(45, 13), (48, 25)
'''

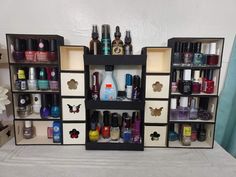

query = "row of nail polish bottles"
(173, 42), (219, 66)
(170, 97), (213, 121)
(15, 67), (59, 91)
(13, 38), (58, 61)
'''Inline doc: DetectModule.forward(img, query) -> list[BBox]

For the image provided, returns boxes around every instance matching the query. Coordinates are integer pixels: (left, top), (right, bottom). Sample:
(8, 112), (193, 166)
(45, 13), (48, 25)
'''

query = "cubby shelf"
(12, 90), (60, 94)
(16, 136), (61, 145)
(168, 140), (213, 148)
(9, 61), (58, 66)
(169, 119), (215, 123)
(171, 92), (218, 97)
(172, 65), (221, 70)
(84, 55), (146, 65)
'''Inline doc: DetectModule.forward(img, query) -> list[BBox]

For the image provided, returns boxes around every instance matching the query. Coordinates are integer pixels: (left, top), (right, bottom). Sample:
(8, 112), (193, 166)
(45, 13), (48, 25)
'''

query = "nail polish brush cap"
(209, 42), (217, 55)
(92, 25), (99, 39)
(199, 98), (209, 110)
(24, 121), (32, 128)
(14, 38), (25, 52)
(194, 42), (202, 53)
(125, 31), (132, 44)
(102, 24), (110, 39)
(39, 68), (47, 80)
(105, 65), (114, 71)
(208, 70), (214, 80)
(194, 70), (200, 81)
(49, 39), (57, 52)
(111, 113), (119, 127)
(186, 42), (193, 52)
(171, 98), (177, 109)
(28, 67), (36, 80)
(133, 75), (140, 87)
(103, 111), (110, 126)
(174, 42), (181, 53)
(180, 97), (188, 107)
(50, 68), (58, 81)
(41, 94), (47, 107)
(26, 38), (36, 51)
(183, 69), (191, 81)
(52, 94), (58, 106)
(172, 70), (177, 82)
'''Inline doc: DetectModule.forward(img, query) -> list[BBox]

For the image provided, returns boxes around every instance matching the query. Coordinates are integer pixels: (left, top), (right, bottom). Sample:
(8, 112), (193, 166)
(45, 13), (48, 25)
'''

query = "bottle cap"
(125, 31), (131, 44)
(186, 42), (193, 52)
(92, 111), (99, 123)
(194, 70), (200, 81)
(92, 25), (99, 39)
(18, 94), (27, 107)
(52, 94), (58, 105)
(49, 39), (57, 52)
(39, 68), (47, 80)
(26, 38), (36, 51)
(199, 97), (209, 110)
(172, 70), (177, 82)
(195, 97), (199, 109)
(171, 98), (177, 109)
(125, 74), (132, 86)
(174, 42), (181, 53)
(133, 75), (140, 87)
(102, 24), (110, 39)
(17, 68), (26, 79)
(103, 111), (110, 126)
(183, 69), (191, 81)
(179, 70), (183, 80)
(50, 68), (58, 81)
(180, 97), (188, 107)
(194, 42), (202, 53)
(124, 117), (131, 128)
(24, 121), (32, 128)
(28, 67), (36, 80)
(209, 42), (217, 55)
(111, 113), (119, 127)
(114, 26), (121, 38)
(41, 94), (47, 107)
(32, 94), (41, 105)
(14, 38), (25, 52)
(208, 70), (214, 80)
(38, 39), (49, 52)
(105, 65), (114, 71)
(90, 122), (97, 130)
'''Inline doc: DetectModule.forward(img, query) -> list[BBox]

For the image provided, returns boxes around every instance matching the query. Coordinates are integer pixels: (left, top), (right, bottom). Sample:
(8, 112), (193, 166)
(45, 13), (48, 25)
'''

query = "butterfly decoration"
(67, 104), (81, 113)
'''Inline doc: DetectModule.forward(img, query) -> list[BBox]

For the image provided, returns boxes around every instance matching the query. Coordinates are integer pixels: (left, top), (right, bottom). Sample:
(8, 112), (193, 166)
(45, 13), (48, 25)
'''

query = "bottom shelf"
(168, 140), (212, 148)
(16, 136), (61, 145)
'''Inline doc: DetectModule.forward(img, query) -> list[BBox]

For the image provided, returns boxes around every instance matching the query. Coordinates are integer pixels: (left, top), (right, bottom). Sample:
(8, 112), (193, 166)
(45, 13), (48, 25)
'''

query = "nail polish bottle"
(89, 25), (102, 55)
(101, 24), (111, 55)
(17, 94), (32, 117)
(32, 94), (41, 114)
(89, 121), (100, 142)
(203, 70), (214, 94)
(53, 121), (61, 143)
(168, 123), (178, 141)
(206, 43), (219, 65)
(101, 111), (110, 139)
(25, 38), (37, 61)
(170, 98), (178, 120)
(91, 72), (100, 101)
(132, 112), (141, 143)
(121, 112), (128, 138)
(48, 39), (57, 61)
(181, 124), (191, 146)
(132, 75), (141, 100)
(178, 97), (190, 120)
(179, 69), (192, 95)
(40, 94), (50, 119)
(189, 98), (198, 120)
(112, 26), (124, 55)
(193, 42), (204, 65)
(198, 98), (212, 120)
(192, 70), (201, 93)
(191, 124), (197, 142)
(124, 31), (133, 55)
(49, 68), (59, 90)
(38, 67), (49, 90)
(123, 114), (132, 143)
(171, 70), (178, 93)
(173, 42), (182, 65)
(36, 39), (49, 61)
(199, 70), (205, 92)
(183, 42), (193, 66)
(27, 67), (38, 90)
(197, 124), (206, 142)
(110, 113), (120, 141)
(15, 68), (27, 90)
(23, 121), (33, 139)
(125, 74), (133, 99)
(51, 94), (60, 118)
(13, 38), (25, 61)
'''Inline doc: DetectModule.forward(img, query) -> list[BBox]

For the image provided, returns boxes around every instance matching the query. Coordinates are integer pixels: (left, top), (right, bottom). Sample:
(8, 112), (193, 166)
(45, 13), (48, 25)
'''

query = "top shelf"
(172, 65), (221, 70)
(84, 55), (146, 65)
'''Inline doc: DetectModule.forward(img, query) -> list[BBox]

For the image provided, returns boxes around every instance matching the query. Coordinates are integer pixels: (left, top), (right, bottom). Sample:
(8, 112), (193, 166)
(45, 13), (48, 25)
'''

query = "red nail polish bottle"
(203, 70), (214, 94)
(102, 111), (110, 139)
(207, 43), (219, 66)
(36, 39), (49, 62)
(25, 38), (37, 61)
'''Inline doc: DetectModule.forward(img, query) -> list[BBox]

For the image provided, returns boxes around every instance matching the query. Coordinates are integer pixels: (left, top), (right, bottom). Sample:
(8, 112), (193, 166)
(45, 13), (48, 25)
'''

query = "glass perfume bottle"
(183, 42), (193, 66)
(193, 42), (204, 65)
(124, 31), (133, 55)
(189, 98), (198, 120)
(178, 97), (190, 120)
(179, 69), (192, 95)
(101, 24), (111, 55)
(89, 25), (101, 55)
(112, 26), (124, 55)
(91, 72), (100, 101)
(101, 111), (110, 139)
(132, 75), (141, 100)
(173, 42), (182, 65)
(170, 98), (178, 120)
(110, 113), (120, 141)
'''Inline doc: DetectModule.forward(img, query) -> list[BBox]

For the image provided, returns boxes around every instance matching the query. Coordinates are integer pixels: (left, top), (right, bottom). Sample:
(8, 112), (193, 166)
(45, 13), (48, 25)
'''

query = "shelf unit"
(167, 37), (224, 148)
(7, 34), (64, 145)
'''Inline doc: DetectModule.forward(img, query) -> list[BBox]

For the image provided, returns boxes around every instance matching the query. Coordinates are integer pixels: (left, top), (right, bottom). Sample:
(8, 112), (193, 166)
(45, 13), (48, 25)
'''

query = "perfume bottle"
(27, 67), (38, 90)
(15, 68), (27, 90)
(121, 112), (128, 138)
(132, 112), (141, 143)
(112, 26), (124, 55)
(100, 65), (118, 101)
(23, 121), (33, 139)
(193, 42), (204, 65)
(32, 94), (41, 114)
(192, 70), (201, 93)
(132, 75), (141, 100)
(173, 42), (182, 65)
(91, 72), (100, 101)
(13, 38), (25, 61)
(168, 123), (178, 141)
(101, 24), (111, 55)
(89, 120), (99, 142)
(48, 39), (57, 61)
(178, 97), (190, 120)
(203, 70), (214, 94)
(179, 69), (192, 95)
(181, 124), (192, 146)
(110, 113), (120, 141)
(125, 74), (133, 99)
(38, 67), (49, 90)
(170, 98), (178, 120)
(36, 39), (49, 61)
(89, 25), (101, 55)
(25, 38), (37, 61)
(124, 31), (133, 55)
(189, 98), (198, 120)
(206, 43), (219, 65)
(51, 94), (60, 118)
(49, 68), (59, 90)
(183, 42), (193, 66)
(171, 69), (178, 93)
(40, 94), (50, 119)
(101, 111), (110, 139)
(197, 124), (206, 142)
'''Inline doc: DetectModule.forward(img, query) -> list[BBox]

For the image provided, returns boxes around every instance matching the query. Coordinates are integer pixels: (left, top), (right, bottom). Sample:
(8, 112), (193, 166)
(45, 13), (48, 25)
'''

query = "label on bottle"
(21, 81), (27, 90)
(112, 45), (124, 55)
(105, 84), (112, 88)
(102, 39), (111, 55)
(183, 126), (191, 137)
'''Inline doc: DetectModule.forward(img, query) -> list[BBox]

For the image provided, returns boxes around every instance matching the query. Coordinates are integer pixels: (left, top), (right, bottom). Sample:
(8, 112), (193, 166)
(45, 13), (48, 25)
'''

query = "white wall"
(0, 0), (236, 91)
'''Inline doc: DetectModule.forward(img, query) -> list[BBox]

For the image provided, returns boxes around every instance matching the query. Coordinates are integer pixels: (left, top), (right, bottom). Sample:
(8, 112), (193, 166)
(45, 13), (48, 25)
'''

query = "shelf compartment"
(86, 142), (143, 151)
(169, 119), (215, 123)
(60, 46), (84, 71)
(9, 61), (58, 66)
(171, 92), (218, 97)
(84, 55), (146, 65)
(144, 125), (167, 147)
(63, 123), (85, 144)
(85, 100), (145, 110)
(145, 48), (171, 73)
(172, 65), (221, 70)
(12, 90), (60, 94)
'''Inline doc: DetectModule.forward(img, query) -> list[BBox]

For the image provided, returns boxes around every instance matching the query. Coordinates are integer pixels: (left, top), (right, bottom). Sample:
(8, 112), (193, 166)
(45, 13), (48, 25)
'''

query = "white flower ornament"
(0, 87), (11, 114)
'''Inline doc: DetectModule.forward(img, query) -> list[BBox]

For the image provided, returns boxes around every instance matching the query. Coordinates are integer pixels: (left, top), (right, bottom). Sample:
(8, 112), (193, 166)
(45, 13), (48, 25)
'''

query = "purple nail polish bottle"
(40, 94), (50, 119)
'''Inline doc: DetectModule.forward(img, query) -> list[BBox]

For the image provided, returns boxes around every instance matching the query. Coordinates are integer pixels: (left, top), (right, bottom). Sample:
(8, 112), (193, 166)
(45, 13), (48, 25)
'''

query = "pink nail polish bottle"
(25, 38), (37, 61)
(36, 39), (49, 62)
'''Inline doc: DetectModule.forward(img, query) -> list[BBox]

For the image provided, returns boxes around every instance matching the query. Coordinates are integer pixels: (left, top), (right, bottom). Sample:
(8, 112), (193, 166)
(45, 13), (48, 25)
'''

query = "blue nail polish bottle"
(51, 94), (60, 118)
(38, 67), (49, 90)
(40, 94), (50, 119)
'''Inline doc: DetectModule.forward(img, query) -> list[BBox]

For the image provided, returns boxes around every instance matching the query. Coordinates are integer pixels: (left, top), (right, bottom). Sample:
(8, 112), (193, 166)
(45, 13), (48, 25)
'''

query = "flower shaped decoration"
(150, 131), (160, 141)
(67, 79), (78, 90)
(152, 81), (163, 92)
(69, 129), (80, 139)
(0, 87), (11, 114)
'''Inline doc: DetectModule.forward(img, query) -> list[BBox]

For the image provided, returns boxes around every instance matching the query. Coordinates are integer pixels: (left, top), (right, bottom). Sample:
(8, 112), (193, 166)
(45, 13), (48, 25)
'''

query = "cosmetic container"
(48, 39), (57, 61)
(193, 42), (204, 65)
(53, 121), (61, 143)
(110, 113), (120, 141)
(179, 69), (192, 95)
(15, 68), (27, 90)
(36, 39), (49, 61)
(189, 98), (198, 120)
(124, 31), (133, 55)
(51, 94), (60, 118)
(171, 70), (178, 93)
(101, 24), (111, 55)
(181, 124), (191, 146)
(89, 116), (100, 142)
(197, 124), (206, 142)
(206, 43), (219, 65)
(132, 75), (141, 100)
(178, 97), (190, 120)
(40, 94), (50, 119)
(23, 121), (33, 139)
(183, 42), (193, 65)
(192, 70), (201, 93)
(173, 42), (182, 65)
(101, 111), (110, 139)
(125, 74), (133, 99)
(13, 38), (25, 61)
(131, 112), (141, 143)
(49, 68), (59, 90)
(203, 70), (214, 94)
(91, 72), (99, 101)
(170, 98), (178, 120)
(38, 67), (49, 90)
(32, 94), (41, 114)
(25, 38), (37, 61)
(112, 26), (124, 55)
(27, 67), (38, 90)
(89, 25), (101, 55)
(17, 94), (32, 118)
(122, 113), (132, 143)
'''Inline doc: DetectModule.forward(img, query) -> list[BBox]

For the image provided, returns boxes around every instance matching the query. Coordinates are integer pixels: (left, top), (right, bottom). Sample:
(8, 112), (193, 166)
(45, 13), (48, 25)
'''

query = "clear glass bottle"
(178, 97), (190, 120)
(112, 26), (124, 55)
(124, 31), (133, 55)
